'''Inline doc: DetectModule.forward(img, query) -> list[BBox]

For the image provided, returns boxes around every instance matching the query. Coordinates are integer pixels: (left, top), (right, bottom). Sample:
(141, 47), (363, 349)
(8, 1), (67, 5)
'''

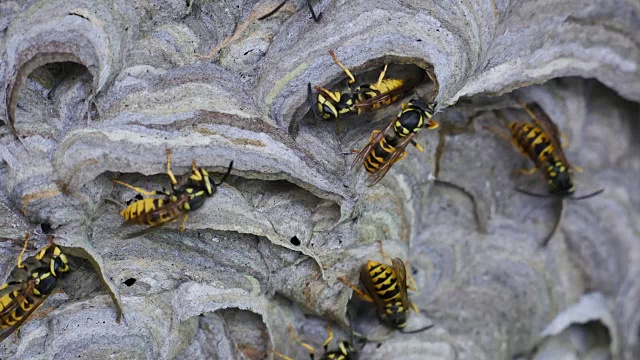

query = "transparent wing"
(366, 133), (417, 186)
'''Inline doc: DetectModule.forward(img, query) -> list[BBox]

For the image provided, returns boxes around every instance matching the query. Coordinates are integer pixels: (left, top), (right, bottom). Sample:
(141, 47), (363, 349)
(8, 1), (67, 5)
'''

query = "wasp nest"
(0, 0), (639, 359)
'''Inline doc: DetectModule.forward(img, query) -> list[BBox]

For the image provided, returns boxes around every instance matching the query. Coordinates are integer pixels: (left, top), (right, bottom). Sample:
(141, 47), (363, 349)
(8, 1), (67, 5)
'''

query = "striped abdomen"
(363, 137), (397, 174)
(365, 260), (408, 327)
(0, 269), (57, 330)
(366, 260), (401, 301)
(357, 79), (404, 111)
(0, 286), (39, 329)
(510, 122), (554, 168)
(121, 196), (185, 226)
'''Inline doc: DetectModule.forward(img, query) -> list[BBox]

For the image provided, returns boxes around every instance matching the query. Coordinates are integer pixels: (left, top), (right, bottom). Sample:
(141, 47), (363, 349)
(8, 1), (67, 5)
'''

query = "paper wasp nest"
(0, 0), (638, 359)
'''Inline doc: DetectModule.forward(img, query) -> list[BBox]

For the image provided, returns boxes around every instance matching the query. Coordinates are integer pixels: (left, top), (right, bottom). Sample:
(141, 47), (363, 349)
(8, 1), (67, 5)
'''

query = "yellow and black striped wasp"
(258, 0), (322, 22)
(114, 149), (233, 239)
(273, 322), (358, 360)
(488, 99), (604, 200)
(351, 99), (439, 185)
(309, 50), (418, 121)
(0, 233), (70, 343)
(338, 241), (433, 334)
(486, 98), (604, 246)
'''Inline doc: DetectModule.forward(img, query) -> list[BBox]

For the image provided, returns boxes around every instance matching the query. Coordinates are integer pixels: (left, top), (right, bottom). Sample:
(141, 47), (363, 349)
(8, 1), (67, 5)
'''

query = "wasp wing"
(122, 195), (190, 239)
(0, 281), (48, 343)
(351, 115), (397, 170)
(390, 258), (412, 310)
(366, 133), (417, 186)
(358, 263), (388, 322)
(353, 84), (407, 110)
(518, 100), (571, 166)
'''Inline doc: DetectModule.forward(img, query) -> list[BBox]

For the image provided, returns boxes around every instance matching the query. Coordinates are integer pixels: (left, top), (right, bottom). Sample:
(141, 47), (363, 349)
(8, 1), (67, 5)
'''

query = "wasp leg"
(572, 164), (584, 173)
(484, 124), (512, 142)
(180, 214), (188, 232)
(560, 131), (570, 148)
(406, 270), (418, 292)
(369, 129), (381, 142)
(16, 233), (30, 268)
(113, 180), (166, 196)
(329, 50), (356, 84)
(288, 325), (316, 360)
(315, 85), (342, 103)
(271, 349), (295, 360)
(411, 140), (424, 152)
(338, 277), (375, 303)
(512, 167), (538, 176)
(409, 301), (420, 313)
(375, 64), (389, 88)
(323, 323), (334, 351)
(377, 240), (393, 264)
(165, 148), (179, 187)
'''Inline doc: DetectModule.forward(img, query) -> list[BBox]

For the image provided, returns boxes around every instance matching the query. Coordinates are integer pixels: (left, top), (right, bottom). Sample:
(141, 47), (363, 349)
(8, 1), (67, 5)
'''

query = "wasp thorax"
(547, 160), (575, 196)
(383, 301), (409, 329)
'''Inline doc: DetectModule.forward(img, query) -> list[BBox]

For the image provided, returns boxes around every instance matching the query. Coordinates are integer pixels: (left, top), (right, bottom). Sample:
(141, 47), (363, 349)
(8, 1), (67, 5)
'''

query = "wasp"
(273, 322), (358, 360)
(338, 241), (433, 334)
(258, 0), (322, 22)
(113, 149), (233, 239)
(309, 50), (417, 121)
(0, 233), (70, 343)
(351, 99), (439, 185)
(488, 99), (604, 200)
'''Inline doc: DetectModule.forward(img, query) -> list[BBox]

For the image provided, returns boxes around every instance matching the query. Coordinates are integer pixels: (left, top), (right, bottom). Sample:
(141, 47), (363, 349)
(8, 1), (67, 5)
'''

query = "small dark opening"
(290, 236), (301, 246)
(123, 278), (137, 286)
(40, 223), (53, 234)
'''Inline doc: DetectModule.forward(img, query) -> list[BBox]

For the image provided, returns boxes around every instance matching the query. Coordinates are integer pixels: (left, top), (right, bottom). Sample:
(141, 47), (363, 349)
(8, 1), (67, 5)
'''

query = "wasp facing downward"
(114, 149), (233, 239)
(338, 241), (432, 334)
(0, 234), (70, 343)
(351, 99), (439, 185)
(309, 50), (417, 121)
(273, 322), (358, 360)
(488, 99), (603, 200)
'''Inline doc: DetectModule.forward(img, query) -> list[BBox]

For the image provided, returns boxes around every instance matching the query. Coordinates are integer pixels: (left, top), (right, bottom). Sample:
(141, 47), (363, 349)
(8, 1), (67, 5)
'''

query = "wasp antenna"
(399, 324), (434, 334)
(214, 161), (234, 186)
(515, 188), (554, 198)
(257, 0), (289, 21)
(308, 83), (320, 118)
(306, 0), (322, 22)
(539, 199), (564, 248)
(570, 188), (605, 201)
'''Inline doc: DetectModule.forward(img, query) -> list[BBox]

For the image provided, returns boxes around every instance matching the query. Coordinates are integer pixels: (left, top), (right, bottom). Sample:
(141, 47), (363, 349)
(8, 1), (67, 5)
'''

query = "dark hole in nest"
(123, 278), (137, 287)
(290, 236), (301, 246)
(40, 223), (53, 234)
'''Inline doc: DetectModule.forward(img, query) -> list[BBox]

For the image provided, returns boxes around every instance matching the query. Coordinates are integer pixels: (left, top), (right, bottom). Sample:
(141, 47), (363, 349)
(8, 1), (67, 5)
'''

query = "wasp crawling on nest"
(114, 149), (233, 239)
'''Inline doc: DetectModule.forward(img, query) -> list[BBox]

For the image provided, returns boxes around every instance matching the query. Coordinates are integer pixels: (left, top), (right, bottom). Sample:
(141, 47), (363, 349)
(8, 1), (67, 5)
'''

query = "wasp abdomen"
(366, 261), (401, 301)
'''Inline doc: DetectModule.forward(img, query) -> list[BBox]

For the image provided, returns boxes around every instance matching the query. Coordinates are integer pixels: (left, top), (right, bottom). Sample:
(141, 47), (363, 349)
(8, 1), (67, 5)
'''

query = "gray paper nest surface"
(0, 0), (639, 359)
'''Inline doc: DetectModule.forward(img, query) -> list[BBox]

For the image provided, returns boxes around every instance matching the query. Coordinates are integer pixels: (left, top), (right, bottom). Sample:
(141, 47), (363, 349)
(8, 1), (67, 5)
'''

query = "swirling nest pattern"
(0, 0), (639, 359)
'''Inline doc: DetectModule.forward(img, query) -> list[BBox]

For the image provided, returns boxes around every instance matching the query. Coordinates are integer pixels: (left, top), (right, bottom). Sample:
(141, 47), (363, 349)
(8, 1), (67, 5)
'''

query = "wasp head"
(546, 160), (575, 197)
(50, 246), (70, 277)
(380, 300), (409, 329)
